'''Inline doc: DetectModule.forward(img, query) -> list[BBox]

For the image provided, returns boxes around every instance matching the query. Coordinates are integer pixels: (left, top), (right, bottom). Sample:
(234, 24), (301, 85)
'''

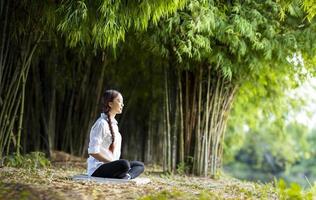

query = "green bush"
(3, 152), (50, 169)
(276, 179), (316, 200)
(176, 162), (190, 175)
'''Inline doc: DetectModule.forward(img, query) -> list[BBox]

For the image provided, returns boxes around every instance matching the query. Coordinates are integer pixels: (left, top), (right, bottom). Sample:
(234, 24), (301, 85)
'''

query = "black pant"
(91, 159), (144, 179)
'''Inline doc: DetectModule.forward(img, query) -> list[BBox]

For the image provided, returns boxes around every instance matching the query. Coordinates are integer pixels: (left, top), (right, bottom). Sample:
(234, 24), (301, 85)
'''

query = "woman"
(87, 89), (144, 179)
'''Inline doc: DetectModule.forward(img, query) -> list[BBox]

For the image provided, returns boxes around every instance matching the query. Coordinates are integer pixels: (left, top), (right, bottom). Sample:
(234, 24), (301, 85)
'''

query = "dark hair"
(102, 89), (121, 153)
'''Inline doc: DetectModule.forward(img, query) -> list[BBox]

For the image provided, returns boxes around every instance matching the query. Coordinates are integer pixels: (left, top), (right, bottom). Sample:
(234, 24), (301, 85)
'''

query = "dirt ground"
(0, 161), (278, 200)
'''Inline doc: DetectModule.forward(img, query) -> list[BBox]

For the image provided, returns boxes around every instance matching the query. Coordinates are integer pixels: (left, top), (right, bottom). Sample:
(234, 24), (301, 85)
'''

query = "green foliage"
(225, 84), (299, 163)
(225, 121), (313, 177)
(276, 179), (316, 199)
(57, 0), (186, 49)
(3, 152), (50, 169)
(142, 0), (316, 81)
(176, 161), (190, 175)
(118, 0), (316, 176)
(279, 157), (316, 187)
(302, 0), (316, 21)
(4, 0), (316, 177)
(224, 76), (316, 186)
(224, 124), (316, 185)
(225, 73), (316, 163)
(224, 77), (316, 175)
(279, 0), (316, 21)
(307, 128), (316, 156)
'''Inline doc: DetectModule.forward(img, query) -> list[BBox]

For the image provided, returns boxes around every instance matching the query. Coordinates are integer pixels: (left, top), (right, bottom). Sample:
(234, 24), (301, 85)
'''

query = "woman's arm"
(89, 153), (112, 163)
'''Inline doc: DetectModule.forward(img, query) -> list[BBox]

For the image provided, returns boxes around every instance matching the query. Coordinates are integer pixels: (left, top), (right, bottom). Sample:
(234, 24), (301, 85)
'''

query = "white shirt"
(87, 113), (122, 176)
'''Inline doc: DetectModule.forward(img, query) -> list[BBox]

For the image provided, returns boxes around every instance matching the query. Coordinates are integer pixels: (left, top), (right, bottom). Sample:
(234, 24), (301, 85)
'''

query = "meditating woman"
(87, 89), (144, 179)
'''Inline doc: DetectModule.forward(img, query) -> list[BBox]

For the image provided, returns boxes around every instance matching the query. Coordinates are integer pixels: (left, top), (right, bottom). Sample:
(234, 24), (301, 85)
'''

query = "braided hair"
(102, 89), (121, 153)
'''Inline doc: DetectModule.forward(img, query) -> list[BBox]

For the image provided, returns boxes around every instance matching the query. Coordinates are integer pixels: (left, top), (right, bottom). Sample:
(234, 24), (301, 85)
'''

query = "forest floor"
(0, 151), (288, 200)
(0, 160), (282, 200)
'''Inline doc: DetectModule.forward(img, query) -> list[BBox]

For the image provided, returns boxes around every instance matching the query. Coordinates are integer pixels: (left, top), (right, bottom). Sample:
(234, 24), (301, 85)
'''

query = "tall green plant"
(134, 0), (316, 177)
(0, 1), (44, 158)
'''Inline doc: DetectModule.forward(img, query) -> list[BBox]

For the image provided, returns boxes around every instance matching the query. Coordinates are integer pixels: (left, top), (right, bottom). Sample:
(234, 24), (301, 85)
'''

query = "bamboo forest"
(1, 0), (316, 199)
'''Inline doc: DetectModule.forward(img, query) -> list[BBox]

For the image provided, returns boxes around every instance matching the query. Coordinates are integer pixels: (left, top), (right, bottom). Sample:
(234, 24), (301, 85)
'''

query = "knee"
(136, 161), (145, 173)
(132, 160), (144, 167)
(119, 159), (130, 170)
(140, 162), (145, 171)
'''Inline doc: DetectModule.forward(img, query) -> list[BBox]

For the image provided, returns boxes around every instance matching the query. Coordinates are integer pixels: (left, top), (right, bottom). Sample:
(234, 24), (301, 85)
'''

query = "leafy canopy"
(139, 0), (315, 83)
(56, 0), (186, 49)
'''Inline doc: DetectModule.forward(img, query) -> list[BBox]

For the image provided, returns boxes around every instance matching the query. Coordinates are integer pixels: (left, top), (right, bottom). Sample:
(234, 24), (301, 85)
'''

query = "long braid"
(107, 112), (115, 153)
(102, 90), (120, 153)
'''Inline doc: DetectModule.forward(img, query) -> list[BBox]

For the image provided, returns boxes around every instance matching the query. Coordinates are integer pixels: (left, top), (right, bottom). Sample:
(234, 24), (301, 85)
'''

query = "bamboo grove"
(0, 0), (316, 178)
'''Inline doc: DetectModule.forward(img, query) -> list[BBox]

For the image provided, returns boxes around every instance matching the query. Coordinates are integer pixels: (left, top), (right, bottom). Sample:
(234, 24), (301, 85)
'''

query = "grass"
(0, 153), (315, 199)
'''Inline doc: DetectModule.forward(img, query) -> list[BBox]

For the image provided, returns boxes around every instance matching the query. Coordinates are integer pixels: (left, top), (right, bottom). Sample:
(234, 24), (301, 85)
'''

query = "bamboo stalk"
(16, 71), (26, 155)
(212, 75), (225, 177)
(75, 61), (88, 154)
(163, 66), (168, 171)
(0, 71), (22, 155)
(0, 1), (9, 86)
(146, 112), (152, 163)
(210, 74), (221, 177)
(187, 71), (198, 171)
(172, 80), (178, 172)
(0, 29), (42, 157)
(0, 63), (21, 132)
(80, 56), (107, 156)
(185, 71), (189, 157)
(198, 67), (203, 175)
(16, 33), (43, 155)
(32, 64), (48, 152)
(203, 65), (211, 176)
(217, 85), (238, 168)
(178, 69), (184, 163)
(166, 68), (171, 171)
(206, 77), (215, 167)
(211, 76), (225, 177)
(3, 94), (21, 156)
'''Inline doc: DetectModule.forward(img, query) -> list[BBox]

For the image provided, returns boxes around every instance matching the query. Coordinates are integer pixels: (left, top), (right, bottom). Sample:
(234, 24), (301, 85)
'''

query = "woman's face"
(109, 94), (124, 115)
